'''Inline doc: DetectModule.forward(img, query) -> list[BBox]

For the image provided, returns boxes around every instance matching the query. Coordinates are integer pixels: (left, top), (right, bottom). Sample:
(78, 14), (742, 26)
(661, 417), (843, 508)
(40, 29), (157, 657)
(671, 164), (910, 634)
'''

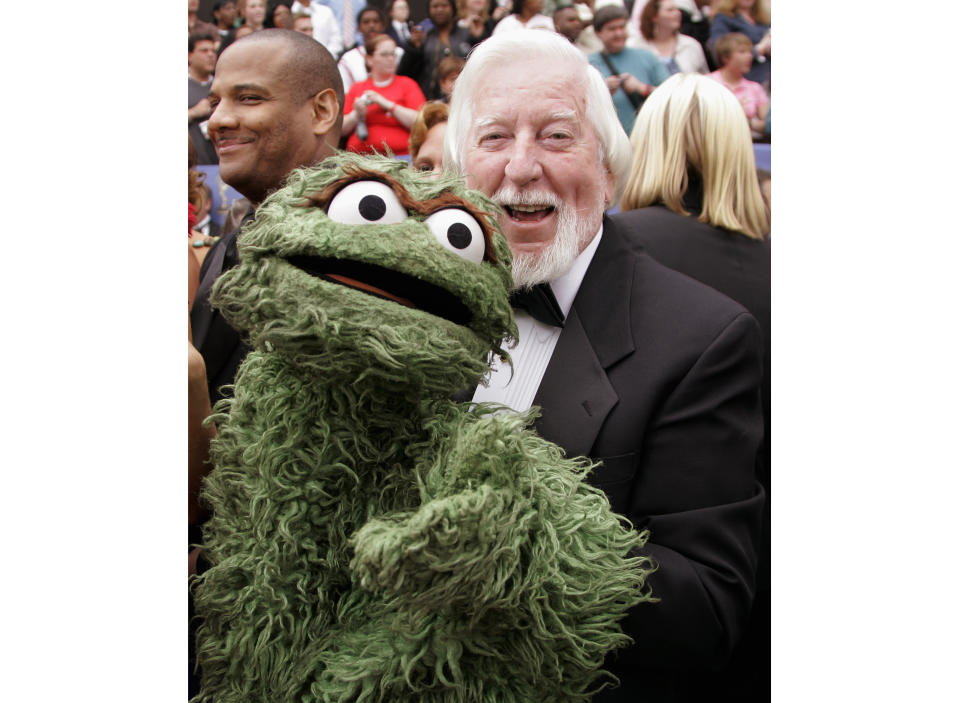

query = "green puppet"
(192, 153), (656, 703)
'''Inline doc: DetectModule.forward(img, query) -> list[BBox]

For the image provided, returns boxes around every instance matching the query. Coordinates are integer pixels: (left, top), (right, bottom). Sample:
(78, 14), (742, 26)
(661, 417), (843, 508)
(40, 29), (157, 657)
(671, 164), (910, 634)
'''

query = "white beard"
(493, 186), (603, 290)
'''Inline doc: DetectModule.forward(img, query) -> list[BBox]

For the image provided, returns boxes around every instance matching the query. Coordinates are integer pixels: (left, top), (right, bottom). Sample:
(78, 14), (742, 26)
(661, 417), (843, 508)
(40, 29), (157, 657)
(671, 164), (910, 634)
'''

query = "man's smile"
(214, 135), (254, 153)
(503, 204), (555, 222)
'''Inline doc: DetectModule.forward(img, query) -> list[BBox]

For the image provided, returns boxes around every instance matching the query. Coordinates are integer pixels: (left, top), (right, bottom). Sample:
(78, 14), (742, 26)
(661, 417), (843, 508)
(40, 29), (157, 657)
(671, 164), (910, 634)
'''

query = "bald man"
(190, 28), (343, 406)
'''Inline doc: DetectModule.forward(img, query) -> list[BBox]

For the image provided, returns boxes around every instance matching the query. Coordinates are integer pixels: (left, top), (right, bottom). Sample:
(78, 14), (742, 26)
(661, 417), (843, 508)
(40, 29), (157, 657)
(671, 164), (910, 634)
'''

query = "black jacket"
(532, 217), (765, 701)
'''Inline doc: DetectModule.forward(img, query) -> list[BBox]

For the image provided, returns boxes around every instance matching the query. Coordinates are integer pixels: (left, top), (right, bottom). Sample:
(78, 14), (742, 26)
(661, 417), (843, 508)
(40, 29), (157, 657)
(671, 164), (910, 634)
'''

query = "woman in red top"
(343, 34), (426, 155)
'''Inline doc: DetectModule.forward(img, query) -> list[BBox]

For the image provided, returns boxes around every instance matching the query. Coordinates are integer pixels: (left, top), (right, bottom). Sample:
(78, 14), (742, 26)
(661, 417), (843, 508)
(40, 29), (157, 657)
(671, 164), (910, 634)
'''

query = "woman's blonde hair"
(712, 0), (770, 25)
(620, 73), (769, 239)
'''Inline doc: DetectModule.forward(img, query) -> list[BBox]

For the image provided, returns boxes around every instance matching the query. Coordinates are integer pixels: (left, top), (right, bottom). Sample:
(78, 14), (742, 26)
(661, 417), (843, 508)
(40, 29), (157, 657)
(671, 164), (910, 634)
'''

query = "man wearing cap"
(588, 4), (668, 134)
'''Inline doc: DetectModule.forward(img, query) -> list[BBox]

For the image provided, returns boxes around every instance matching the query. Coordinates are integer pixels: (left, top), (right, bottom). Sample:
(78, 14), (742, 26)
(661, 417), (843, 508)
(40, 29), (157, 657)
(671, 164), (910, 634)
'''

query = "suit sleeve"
(619, 311), (764, 670)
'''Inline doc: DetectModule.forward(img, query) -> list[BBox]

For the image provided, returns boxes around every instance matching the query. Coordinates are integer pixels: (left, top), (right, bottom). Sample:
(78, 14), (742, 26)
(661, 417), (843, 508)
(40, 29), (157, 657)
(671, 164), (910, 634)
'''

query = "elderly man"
(190, 28), (343, 406)
(444, 29), (764, 701)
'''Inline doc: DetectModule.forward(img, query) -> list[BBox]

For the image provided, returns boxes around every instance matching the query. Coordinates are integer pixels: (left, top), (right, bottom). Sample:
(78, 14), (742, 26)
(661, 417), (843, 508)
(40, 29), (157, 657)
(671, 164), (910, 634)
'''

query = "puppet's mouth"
(286, 255), (472, 326)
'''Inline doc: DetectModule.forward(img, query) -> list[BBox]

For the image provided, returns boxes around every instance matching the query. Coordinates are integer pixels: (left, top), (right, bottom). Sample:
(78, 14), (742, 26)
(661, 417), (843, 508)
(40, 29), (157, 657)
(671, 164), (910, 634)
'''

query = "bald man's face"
(207, 41), (328, 203)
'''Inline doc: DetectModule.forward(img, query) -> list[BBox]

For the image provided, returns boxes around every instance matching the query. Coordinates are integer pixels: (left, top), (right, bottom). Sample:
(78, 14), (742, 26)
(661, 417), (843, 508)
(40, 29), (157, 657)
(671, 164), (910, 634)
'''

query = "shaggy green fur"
(192, 153), (656, 702)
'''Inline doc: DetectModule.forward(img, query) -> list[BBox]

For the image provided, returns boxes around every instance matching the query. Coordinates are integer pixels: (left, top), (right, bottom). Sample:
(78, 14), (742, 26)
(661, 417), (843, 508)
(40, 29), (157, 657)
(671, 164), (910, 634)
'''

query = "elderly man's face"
(463, 61), (612, 286)
(207, 41), (325, 204)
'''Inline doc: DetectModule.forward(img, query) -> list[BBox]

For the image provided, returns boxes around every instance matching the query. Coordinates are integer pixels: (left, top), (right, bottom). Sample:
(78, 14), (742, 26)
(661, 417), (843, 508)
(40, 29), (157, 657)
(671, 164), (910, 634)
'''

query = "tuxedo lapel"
(533, 306), (618, 457)
(532, 217), (637, 457)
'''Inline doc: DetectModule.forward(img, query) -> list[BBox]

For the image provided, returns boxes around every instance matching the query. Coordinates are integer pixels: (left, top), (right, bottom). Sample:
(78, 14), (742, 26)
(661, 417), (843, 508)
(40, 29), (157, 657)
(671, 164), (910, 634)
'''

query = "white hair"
(443, 29), (633, 206)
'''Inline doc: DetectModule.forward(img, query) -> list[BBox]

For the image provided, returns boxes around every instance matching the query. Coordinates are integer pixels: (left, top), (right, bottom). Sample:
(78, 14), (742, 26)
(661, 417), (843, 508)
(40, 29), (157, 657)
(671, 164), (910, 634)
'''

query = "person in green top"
(588, 4), (669, 135)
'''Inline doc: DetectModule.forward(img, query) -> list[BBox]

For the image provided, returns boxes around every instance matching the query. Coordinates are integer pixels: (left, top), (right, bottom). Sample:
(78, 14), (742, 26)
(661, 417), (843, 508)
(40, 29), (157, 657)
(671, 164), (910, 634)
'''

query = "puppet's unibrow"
(298, 166), (499, 264)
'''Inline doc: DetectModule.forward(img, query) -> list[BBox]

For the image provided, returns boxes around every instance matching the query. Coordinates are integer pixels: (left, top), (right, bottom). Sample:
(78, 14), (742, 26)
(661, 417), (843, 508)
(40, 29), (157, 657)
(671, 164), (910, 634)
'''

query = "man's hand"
(605, 74), (622, 94)
(189, 98), (212, 122)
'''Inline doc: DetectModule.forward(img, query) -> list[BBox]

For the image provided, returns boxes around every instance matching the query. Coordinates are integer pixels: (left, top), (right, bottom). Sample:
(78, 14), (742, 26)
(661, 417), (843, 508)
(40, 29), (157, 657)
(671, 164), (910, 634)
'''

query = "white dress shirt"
(472, 226), (603, 413)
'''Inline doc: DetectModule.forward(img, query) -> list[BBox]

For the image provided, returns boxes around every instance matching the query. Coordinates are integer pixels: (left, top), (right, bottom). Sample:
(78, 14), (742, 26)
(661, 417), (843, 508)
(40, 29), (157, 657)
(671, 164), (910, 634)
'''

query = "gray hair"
(443, 29), (632, 206)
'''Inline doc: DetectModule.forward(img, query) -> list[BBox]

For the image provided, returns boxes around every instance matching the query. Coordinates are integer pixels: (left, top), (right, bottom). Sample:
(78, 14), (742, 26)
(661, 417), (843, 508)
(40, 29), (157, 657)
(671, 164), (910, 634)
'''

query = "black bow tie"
(509, 283), (565, 327)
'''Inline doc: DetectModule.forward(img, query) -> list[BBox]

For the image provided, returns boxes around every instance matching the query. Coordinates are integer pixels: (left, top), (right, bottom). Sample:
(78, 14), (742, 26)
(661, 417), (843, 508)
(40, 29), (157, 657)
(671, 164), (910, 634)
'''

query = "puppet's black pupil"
(359, 195), (387, 221)
(447, 223), (472, 249)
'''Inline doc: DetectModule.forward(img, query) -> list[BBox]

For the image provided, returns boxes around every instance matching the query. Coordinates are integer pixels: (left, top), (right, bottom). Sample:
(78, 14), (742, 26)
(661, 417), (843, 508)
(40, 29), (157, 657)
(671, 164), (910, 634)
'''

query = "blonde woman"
(614, 78), (769, 694)
(620, 72), (768, 237)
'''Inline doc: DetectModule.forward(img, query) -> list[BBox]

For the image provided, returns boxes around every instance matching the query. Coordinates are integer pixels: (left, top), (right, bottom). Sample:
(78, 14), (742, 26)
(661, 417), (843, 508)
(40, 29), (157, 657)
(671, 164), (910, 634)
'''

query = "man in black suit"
(444, 29), (765, 701)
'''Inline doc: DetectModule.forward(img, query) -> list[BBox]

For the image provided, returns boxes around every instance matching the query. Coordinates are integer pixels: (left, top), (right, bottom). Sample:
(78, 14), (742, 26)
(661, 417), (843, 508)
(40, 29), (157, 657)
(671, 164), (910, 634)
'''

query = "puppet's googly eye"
(326, 180), (408, 225)
(423, 208), (485, 264)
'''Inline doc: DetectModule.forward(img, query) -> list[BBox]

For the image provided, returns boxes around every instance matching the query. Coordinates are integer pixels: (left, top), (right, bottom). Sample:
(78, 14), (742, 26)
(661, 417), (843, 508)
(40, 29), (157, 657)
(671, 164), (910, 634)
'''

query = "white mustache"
(492, 187), (563, 210)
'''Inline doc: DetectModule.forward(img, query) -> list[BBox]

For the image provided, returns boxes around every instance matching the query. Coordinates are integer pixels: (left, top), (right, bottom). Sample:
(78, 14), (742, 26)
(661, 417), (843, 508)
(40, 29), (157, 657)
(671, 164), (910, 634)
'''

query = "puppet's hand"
(349, 483), (526, 611)
(348, 412), (541, 608)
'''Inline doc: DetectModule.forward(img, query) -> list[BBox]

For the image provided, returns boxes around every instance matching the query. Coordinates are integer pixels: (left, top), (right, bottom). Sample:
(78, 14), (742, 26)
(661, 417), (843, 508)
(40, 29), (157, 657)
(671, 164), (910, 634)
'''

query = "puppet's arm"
(350, 481), (527, 612)
(350, 412), (538, 609)
(350, 413), (653, 619)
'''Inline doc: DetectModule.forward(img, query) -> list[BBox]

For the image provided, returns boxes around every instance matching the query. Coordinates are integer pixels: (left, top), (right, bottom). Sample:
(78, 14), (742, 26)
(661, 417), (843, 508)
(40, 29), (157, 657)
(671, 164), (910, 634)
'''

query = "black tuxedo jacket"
(531, 216), (764, 701)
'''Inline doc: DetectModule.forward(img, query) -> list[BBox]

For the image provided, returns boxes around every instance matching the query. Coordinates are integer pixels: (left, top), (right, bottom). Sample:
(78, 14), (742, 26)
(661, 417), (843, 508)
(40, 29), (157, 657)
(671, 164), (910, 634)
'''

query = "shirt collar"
(549, 222), (603, 318)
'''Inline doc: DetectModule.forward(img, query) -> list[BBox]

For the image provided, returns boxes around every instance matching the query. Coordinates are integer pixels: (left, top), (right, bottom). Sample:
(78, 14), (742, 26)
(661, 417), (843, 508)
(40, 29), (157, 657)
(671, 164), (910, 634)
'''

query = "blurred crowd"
(190, 0), (770, 170)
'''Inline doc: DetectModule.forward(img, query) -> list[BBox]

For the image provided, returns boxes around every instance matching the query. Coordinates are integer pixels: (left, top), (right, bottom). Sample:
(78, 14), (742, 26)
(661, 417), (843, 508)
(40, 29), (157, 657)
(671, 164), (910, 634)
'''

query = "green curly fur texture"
(192, 153), (656, 702)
